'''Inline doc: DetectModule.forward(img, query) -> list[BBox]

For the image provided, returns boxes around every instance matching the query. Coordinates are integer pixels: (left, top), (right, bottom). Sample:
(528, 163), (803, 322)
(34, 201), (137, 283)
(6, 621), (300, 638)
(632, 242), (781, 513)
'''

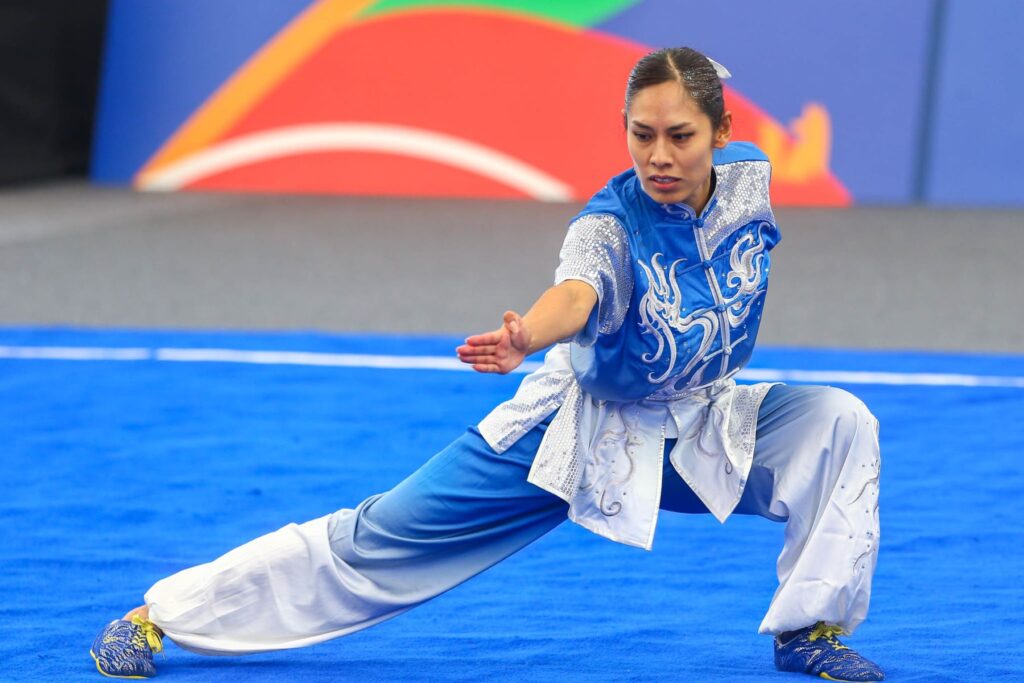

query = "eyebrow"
(630, 121), (695, 132)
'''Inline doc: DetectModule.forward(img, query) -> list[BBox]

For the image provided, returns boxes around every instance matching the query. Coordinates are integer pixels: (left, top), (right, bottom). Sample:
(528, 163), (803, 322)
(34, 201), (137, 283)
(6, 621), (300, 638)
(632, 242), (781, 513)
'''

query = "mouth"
(648, 175), (681, 191)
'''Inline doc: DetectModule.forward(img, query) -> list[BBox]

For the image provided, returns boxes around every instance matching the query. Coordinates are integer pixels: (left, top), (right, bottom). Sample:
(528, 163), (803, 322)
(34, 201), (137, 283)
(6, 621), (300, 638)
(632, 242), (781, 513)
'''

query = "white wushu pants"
(145, 385), (881, 655)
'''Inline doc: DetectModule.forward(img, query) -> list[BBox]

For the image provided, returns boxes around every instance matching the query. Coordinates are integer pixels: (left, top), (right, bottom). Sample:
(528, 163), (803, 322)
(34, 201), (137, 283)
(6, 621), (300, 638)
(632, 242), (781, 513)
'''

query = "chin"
(642, 183), (689, 205)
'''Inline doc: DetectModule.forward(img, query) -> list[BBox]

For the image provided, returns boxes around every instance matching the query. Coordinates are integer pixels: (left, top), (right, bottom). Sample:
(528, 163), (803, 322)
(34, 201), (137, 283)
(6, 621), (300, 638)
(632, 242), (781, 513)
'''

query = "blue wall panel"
(598, 0), (934, 204)
(91, 0), (314, 183)
(926, 0), (1024, 206)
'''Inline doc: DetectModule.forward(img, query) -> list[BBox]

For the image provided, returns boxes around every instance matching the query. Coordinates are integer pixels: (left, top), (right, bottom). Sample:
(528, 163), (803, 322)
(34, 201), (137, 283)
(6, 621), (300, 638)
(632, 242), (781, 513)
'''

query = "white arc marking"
(137, 123), (575, 201)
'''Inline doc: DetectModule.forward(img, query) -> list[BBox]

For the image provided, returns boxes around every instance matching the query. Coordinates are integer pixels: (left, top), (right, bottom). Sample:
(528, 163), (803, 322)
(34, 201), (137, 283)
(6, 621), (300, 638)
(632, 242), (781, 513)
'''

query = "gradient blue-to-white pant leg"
(752, 385), (881, 635)
(661, 384), (882, 636)
(145, 421), (567, 655)
(323, 420), (569, 622)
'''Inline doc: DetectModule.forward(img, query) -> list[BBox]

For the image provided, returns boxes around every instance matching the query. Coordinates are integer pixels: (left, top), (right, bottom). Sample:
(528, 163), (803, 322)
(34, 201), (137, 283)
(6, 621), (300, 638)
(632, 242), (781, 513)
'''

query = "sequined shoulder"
(555, 213), (631, 297)
(703, 159), (775, 255)
(555, 213), (633, 338)
(565, 213), (627, 245)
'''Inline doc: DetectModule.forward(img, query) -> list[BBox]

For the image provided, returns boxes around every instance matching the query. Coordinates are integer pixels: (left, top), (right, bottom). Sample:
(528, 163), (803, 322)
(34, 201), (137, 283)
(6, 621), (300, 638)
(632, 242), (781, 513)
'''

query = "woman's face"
(624, 80), (732, 209)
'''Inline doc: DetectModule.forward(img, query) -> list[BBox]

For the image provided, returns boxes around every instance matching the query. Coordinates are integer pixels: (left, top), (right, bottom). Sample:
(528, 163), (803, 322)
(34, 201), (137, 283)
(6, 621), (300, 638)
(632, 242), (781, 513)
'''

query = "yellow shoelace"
(130, 615), (164, 654)
(808, 623), (849, 651)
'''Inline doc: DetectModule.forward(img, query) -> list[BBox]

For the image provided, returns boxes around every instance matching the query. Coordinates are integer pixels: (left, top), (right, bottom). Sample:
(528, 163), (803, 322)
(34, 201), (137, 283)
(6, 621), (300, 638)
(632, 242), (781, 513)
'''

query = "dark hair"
(624, 47), (724, 130)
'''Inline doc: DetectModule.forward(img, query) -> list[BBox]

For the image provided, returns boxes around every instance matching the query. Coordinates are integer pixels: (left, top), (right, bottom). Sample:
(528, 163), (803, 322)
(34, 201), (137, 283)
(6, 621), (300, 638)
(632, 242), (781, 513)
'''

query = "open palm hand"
(456, 311), (532, 374)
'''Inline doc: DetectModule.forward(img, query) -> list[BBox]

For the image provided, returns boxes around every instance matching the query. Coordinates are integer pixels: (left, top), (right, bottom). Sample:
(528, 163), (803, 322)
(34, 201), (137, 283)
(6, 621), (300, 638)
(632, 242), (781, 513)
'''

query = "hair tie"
(707, 57), (732, 80)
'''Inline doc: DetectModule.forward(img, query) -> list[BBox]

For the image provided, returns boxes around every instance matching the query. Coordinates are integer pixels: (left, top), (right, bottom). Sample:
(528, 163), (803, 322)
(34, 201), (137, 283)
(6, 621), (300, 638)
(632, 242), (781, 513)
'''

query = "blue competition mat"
(1, 327), (1021, 682)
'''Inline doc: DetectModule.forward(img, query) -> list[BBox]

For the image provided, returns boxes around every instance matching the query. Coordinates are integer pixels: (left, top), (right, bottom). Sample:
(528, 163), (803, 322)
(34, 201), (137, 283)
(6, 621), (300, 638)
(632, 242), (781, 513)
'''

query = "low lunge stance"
(93, 48), (883, 681)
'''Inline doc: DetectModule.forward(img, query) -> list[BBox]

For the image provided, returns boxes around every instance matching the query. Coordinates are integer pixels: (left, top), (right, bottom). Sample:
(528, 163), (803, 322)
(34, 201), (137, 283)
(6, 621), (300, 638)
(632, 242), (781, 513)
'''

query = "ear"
(714, 110), (733, 148)
(621, 107), (628, 130)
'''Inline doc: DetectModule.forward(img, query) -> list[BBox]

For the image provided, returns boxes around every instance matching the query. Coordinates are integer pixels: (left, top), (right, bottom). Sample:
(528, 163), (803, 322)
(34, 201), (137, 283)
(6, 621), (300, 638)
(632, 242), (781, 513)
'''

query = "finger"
(456, 344), (499, 357)
(458, 348), (501, 361)
(459, 354), (495, 366)
(503, 310), (521, 334)
(464, 331), (503, 346)
(459, 354), (496, 367)
(511, 327), (530, 353)
(472, 363), (500, 373)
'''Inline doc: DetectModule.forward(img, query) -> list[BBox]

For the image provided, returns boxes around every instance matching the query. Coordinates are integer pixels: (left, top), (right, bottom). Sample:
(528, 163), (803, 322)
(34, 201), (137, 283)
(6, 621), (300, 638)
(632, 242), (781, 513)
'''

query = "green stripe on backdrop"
(359, 0), (641, 27)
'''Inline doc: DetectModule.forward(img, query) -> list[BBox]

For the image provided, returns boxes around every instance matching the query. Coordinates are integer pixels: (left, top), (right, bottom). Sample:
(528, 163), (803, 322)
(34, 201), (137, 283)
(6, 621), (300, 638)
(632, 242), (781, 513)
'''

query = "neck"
(687, 171), (716, 215)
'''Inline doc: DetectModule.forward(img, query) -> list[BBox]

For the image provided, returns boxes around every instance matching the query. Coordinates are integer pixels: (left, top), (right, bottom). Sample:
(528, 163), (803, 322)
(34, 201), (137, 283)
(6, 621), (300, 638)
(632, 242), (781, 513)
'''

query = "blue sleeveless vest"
(569, 142), (780, 401)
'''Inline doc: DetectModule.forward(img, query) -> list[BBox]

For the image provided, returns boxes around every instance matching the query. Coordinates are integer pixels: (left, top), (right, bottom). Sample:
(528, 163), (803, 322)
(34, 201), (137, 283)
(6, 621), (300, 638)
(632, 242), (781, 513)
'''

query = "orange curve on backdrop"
(138, 6), (850, 205)
(138, 0), (375, 179)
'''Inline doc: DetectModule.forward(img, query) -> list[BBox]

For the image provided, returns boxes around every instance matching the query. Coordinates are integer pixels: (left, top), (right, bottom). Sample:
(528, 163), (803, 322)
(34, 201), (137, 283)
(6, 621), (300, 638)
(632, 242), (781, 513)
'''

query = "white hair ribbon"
(707, 57), (732, 80)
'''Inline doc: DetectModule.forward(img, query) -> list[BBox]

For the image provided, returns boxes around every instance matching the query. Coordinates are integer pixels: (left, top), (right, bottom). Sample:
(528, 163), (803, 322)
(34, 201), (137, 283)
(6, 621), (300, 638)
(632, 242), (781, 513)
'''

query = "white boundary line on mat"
(0, 345), (152, 361)
(155, 347), (488, 372)
(1, 345), (1023, 389)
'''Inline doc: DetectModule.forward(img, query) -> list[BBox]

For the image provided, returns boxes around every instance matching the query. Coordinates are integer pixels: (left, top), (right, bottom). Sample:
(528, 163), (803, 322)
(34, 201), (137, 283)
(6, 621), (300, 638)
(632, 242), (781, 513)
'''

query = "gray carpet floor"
(2, 180), (1021, 353)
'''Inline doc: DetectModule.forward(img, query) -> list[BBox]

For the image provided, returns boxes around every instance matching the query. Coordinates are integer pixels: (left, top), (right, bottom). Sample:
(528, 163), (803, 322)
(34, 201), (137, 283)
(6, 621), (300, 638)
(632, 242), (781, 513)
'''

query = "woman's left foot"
(774, 622), (884, 681)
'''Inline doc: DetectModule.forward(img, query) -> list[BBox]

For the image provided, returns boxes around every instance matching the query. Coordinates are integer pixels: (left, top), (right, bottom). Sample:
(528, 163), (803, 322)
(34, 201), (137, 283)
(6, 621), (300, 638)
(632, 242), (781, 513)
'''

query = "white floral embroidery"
(637, 254), (718, 384)
(723, 222), (771, 328)
(636, 221), (772, 387)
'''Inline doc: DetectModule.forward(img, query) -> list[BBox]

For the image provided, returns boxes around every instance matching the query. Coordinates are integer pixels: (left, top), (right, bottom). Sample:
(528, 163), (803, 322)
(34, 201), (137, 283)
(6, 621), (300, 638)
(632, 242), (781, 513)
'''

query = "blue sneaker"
(89, 615), (164, 678)
(774, 622), (884, 681)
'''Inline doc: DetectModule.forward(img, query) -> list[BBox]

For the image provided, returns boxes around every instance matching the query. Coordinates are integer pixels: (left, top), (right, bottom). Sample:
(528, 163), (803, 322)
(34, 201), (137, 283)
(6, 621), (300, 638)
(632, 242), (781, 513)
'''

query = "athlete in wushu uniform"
(92, 47), (884, 681)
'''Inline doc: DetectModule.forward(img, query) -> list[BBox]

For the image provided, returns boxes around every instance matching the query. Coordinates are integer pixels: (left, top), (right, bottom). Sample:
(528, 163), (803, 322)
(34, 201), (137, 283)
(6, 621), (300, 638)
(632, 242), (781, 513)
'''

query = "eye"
(632, 131), (651, 142)
(673, 132), (694, 141)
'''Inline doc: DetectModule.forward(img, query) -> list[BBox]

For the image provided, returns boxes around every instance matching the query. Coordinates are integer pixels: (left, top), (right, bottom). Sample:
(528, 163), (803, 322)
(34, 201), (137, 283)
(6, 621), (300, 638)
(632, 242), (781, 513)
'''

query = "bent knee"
(807, 389), (881, 477)
(808, 387), (877, 432)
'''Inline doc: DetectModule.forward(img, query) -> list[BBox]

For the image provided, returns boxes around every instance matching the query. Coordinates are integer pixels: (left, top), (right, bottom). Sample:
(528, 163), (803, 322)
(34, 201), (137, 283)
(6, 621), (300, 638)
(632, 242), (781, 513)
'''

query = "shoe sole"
(89, 649), (151, 679)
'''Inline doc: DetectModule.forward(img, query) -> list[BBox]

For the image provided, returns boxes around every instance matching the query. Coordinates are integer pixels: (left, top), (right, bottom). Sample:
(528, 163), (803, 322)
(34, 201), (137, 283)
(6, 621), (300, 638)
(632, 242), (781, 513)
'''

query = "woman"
(92, 48), (884, 681)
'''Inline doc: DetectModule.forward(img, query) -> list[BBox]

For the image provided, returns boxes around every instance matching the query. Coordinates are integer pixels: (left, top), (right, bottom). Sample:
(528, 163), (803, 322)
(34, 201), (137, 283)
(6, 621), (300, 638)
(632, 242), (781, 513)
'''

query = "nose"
(650, 137), (672, 168)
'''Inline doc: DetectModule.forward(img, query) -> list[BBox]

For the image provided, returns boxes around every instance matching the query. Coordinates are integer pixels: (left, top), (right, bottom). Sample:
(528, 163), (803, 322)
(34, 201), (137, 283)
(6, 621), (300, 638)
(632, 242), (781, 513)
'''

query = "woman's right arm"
(455, 280), (597, 374)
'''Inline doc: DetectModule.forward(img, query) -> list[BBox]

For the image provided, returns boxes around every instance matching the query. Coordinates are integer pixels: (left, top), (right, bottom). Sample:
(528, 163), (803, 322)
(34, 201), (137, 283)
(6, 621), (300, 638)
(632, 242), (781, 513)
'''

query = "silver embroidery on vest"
(576, 403), (643, 517)
(637, 254), (719, 384)
(723, 221), (771, 328)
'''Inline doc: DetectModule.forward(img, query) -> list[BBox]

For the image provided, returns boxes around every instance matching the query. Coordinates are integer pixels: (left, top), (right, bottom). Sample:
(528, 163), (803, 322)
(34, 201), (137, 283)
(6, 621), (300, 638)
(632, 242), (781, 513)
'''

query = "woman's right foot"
(90, 615), (164, 678)
(774, 622), (884, 681)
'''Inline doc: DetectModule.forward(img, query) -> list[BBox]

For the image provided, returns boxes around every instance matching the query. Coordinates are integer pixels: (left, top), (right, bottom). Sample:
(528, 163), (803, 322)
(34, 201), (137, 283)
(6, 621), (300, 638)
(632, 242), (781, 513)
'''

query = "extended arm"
(456, 279), (597, 374)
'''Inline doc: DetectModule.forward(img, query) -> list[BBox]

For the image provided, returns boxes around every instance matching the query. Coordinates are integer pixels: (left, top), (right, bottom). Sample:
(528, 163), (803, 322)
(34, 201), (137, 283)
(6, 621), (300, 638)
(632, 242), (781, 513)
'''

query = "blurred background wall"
(80, 0), (1023, 206)
(0, 0), (107, 184)
(4, 0), (1022, 206)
